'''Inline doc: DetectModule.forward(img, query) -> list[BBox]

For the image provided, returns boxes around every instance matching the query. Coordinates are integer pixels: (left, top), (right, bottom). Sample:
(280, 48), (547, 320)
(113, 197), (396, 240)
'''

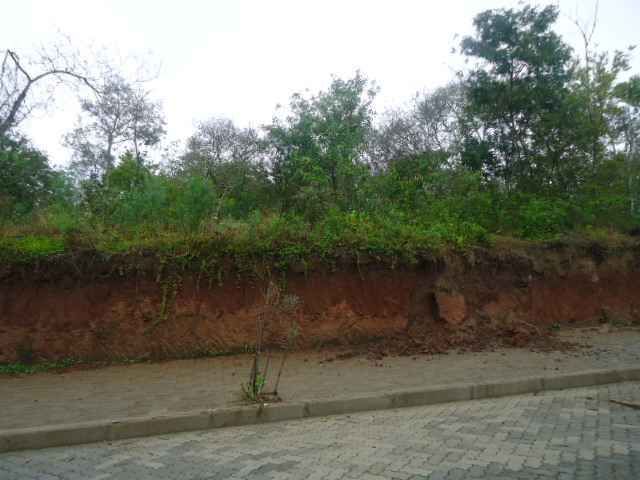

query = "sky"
(3, 0), (640, 167)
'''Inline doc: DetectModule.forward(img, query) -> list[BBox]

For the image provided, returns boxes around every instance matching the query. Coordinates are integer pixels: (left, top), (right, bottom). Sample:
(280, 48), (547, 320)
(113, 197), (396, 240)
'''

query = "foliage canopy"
(2, 4), (639, 264)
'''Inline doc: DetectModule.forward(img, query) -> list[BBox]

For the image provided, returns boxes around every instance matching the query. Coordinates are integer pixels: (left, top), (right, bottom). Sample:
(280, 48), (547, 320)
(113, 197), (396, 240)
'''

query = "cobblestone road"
(2, 382), (640, 479)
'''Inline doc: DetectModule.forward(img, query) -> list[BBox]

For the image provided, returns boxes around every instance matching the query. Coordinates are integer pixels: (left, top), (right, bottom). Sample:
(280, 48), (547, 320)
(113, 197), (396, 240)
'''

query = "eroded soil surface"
(1, 246), (639, 363)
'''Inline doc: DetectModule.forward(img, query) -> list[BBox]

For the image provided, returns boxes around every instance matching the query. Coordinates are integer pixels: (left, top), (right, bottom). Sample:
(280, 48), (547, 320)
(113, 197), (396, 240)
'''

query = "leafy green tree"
(267, 72), (376, 215)
(461, 5), (575, 193)
(78, 152), (153, 225)
(0, 136), (55, 220)
(105, 151), (150, 193)
(613, 75), (640, 217)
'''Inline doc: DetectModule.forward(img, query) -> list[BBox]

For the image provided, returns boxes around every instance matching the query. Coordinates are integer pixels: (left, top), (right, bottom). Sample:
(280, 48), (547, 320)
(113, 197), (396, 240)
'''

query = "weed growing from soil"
(242, 281), (300, 402)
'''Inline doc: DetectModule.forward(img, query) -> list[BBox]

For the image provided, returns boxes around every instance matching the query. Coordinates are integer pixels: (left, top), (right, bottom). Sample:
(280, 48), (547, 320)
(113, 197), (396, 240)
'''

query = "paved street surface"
(2, 382), (640, 479)
(2, 328), (640, 431)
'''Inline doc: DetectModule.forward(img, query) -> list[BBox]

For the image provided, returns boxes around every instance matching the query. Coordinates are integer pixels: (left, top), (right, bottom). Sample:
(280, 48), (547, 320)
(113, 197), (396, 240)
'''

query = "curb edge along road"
(2, 366), (640, 454)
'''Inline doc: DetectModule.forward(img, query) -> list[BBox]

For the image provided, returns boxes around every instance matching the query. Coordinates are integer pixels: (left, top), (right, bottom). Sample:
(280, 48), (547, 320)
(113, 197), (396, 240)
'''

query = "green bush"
(515, 197), (571, 239)
(171, 176), (218, 232)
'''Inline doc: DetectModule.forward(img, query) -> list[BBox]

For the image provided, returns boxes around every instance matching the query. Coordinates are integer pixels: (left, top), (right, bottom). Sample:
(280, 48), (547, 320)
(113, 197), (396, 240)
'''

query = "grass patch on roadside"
(0, 347), (254, 376)
(0, 358), (79, 376)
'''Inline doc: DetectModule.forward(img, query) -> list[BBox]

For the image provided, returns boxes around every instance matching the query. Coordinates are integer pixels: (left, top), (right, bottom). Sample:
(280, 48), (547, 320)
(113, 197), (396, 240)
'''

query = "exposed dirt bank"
(1, 241), (639, 363)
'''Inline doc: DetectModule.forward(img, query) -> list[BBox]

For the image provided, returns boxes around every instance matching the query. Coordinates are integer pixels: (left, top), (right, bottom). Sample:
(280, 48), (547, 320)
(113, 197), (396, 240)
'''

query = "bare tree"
(178, 117), (268, 190)
(129, 89), (165, 163)
(0, 42), (96, 138)
(175, 118), (270, 218)
(181, 118), (265, 175)
(367, 82), (466, 168)
(570, 0), (601, 165)
(65, 74), (165, 176)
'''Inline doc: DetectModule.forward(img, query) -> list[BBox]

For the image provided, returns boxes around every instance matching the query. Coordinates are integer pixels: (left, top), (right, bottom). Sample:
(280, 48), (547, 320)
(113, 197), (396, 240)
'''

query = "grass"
(0, 358), (78, 375)
(0, 210), (636, 276)
(0, 346), (257, 376)
(0, 212), (491, 273)
(0, 235), (66, 263)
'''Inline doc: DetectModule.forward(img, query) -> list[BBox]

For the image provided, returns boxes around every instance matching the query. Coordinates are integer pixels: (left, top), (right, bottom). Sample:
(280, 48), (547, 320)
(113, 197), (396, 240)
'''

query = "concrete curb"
(2, 366), (639, 453)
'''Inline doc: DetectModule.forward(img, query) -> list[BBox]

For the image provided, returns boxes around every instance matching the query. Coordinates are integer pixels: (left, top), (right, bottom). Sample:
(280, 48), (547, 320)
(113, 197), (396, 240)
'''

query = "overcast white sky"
(3, 0), (640, 167)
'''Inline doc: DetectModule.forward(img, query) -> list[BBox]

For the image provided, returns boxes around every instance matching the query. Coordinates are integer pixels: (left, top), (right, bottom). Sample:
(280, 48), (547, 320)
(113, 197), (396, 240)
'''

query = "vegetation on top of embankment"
(2, 4), (640, 275)
(1, 218), (637, 278)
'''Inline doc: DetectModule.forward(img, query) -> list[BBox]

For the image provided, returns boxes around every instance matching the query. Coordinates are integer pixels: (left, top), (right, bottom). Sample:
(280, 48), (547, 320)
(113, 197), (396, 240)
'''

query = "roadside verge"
(2, 366), (639, 453)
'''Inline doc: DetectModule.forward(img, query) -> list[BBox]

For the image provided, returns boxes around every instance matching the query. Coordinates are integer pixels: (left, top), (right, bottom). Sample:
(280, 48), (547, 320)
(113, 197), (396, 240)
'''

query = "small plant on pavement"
(242, 281), (300, 402)
(242, 371), (267, 402)
(272, 294), (301, 396)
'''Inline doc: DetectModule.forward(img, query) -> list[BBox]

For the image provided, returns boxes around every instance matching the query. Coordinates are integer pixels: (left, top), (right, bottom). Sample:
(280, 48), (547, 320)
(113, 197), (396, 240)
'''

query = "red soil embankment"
(1, 244), (639, 362)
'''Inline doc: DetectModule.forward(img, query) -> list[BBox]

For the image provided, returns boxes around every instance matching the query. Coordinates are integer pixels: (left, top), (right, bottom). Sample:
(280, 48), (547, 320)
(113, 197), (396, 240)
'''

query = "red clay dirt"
(1, 246), (640, 363)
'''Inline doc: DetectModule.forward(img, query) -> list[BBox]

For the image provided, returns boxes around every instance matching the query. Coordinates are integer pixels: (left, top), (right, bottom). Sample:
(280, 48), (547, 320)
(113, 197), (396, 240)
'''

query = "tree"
(1, 44), (96, 138)
(266, 72), (377, 213)
(179, 118), (266, 177)
(177, 118), (271, 217)
(105, 151), (151, 193)
(128, 88), (166, 164)
(368, 82), (467, 168)
(615, 75), (640, 156)
(461, 5), (575, 193)
(0, 136), (55, 220)
(568, 2), (636, 168)
(561, 4), (638, 221)
(65, 74), (165, 177)
(613, 75), (640, 216)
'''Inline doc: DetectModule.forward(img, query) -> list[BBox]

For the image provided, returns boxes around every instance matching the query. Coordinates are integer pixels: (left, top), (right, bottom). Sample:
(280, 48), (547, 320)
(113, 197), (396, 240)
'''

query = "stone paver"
(2, 382), (640, 479)
(1, 328), (640, 431)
